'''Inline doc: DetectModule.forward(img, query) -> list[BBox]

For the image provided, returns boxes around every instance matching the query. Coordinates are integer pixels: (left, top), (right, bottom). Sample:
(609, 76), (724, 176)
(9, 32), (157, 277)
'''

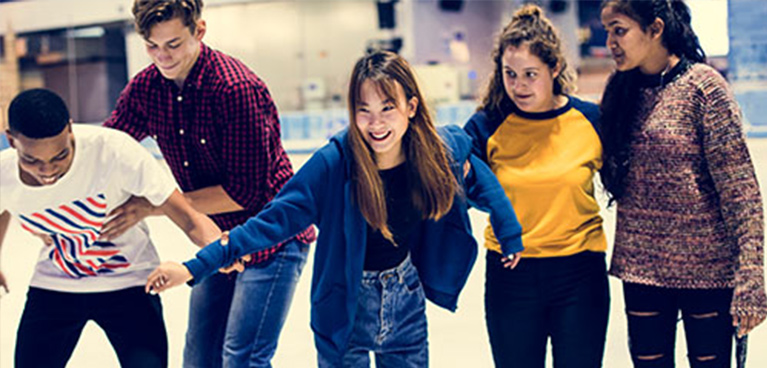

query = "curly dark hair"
(478, 4), (576, 120)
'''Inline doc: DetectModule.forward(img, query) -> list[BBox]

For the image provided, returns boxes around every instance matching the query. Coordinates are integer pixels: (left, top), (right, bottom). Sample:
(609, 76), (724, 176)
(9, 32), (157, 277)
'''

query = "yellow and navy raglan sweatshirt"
(464, 96), (606, 258)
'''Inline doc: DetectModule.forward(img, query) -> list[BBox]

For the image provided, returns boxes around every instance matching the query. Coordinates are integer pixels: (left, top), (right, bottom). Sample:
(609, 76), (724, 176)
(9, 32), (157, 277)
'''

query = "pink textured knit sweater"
(609, 63), (766, 317)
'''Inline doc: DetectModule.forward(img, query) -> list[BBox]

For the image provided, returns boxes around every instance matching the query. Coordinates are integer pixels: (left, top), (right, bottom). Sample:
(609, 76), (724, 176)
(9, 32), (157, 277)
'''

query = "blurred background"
(0, 0), (766, 367)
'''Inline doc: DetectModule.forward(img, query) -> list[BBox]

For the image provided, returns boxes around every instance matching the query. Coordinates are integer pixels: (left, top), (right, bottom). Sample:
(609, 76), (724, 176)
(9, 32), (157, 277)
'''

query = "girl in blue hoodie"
(146, 50), (523, 367)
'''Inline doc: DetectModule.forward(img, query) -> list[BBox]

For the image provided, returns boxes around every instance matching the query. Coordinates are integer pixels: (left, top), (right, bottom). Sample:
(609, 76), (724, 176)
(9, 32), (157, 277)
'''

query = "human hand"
(501, 252), (521, 269)
(219, 254), (252, 274)
(101, 196), (156, 241)
(216, 231), (251, 273)
(733, 312), (766, 337)
(145, 262), (193, 294)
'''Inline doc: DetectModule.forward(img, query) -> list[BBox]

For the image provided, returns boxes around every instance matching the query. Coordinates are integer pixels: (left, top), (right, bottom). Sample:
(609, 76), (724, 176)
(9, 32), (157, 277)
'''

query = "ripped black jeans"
(623, 282), (735, 368)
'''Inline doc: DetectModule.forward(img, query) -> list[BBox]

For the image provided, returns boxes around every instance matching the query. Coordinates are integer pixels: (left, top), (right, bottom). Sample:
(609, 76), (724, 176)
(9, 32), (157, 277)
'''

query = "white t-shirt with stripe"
(0, 125), (177, 292)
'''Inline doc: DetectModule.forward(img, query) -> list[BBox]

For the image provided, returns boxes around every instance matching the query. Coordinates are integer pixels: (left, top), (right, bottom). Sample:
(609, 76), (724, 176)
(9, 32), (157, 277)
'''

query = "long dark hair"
(348, 51), (458, 243)
(600, 0), (706, 203)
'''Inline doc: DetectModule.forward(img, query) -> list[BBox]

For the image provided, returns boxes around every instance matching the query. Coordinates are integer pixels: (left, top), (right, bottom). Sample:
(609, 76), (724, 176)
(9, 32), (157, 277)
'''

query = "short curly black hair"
(8, 88), (70, 139)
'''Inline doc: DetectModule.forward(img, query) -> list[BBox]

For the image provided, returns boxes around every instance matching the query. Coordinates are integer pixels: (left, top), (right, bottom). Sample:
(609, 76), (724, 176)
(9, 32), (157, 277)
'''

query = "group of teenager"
(0, 0), (764, 367)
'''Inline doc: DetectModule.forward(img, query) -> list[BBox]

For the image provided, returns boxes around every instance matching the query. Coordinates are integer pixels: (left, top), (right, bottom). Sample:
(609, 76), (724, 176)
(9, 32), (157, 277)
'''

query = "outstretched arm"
(146, 149), (330, 293)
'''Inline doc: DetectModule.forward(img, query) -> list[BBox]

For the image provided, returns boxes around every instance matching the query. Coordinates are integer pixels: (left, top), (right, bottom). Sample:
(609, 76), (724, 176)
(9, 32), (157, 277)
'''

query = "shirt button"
(200, 138), (206, 144)
(179, 129), (185, 135)
(177, 95), (183, 102)
(152, 134), (158, 140)
(183, 161), (189, 167)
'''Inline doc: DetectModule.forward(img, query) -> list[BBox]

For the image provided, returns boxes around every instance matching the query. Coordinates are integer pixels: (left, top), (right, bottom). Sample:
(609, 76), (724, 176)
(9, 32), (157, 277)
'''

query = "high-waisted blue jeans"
(318, 255), (428, 368)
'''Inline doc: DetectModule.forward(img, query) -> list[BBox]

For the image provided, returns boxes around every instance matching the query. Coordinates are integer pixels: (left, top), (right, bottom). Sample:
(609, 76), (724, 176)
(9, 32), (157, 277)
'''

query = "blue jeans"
(183, 240), (309, 368)
(318, 255), (428, 368)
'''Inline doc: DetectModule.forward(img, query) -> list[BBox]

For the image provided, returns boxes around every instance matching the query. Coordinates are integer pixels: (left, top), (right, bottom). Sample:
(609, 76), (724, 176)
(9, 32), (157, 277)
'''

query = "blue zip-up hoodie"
(183, 125), (523, 363)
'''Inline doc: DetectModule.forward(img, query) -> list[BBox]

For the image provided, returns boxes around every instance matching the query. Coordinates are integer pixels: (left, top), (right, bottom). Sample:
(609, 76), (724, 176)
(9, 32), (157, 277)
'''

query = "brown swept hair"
(347, 50), (458, 243)
(133, 0), (203, 39)
(479, 4), (576, 117)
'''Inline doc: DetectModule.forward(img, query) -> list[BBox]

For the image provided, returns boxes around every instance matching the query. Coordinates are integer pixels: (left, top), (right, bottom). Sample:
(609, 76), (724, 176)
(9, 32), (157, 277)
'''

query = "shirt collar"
(185, 43), (211, 90)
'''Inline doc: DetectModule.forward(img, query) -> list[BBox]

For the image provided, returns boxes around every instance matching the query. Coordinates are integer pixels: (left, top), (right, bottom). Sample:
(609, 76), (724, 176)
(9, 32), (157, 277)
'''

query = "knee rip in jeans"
(627, 310), (660, 317)
(636, 353), (664, 361)
(690, 311), (718, 319)
(695, 355), (716, 362)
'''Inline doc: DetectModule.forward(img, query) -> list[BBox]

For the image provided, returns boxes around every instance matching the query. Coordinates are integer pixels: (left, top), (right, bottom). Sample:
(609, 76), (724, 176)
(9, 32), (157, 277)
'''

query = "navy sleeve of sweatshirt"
(183, 150), (329, 284)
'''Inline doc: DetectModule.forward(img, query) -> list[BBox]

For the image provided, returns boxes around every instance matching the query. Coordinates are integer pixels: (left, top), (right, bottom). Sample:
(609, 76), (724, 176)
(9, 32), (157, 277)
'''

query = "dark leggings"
(485, 250), (610, 368)
(623, 282), (735, 368)
(15, 286), (168, 368)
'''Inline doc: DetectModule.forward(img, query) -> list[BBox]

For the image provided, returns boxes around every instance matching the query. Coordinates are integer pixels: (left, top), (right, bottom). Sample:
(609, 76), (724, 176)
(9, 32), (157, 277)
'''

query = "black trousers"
(15, 286), (168, 368)
(623, 282), (735, 368)
(484, 250), (610, 368)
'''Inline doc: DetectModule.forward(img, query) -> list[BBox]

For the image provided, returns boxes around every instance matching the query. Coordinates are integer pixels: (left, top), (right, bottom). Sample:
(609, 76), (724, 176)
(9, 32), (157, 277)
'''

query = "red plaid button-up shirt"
(105, 43), (315, 264)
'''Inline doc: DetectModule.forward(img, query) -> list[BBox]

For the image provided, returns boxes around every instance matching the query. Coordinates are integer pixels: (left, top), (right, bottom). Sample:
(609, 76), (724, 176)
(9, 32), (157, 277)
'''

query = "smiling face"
(501, 43), (560, 113)
(601, 6), (658, 72)
(144, 17), (205, 86)
(8, 124), (75, 187)
(354, 79), (417, 169)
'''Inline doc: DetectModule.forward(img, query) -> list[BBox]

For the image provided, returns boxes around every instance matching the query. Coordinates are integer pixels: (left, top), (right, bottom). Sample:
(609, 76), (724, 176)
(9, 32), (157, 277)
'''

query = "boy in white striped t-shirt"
(0, 88), (221, 368)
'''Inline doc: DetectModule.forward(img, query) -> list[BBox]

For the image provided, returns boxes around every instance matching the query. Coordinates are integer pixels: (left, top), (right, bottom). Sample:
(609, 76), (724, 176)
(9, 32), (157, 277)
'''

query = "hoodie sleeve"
(464, 154), (524, 256)
(463, 110), (497, 164)
(439, 125), (523, 256)
(183, 149), (330, 283)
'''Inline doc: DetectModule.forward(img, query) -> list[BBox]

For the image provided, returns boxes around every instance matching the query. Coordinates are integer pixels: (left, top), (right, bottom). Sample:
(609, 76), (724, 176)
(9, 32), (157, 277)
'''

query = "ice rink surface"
(1, 139), (766, 367)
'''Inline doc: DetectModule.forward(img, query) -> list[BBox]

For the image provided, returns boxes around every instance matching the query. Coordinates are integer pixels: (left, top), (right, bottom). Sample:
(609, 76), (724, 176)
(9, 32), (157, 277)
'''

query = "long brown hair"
(348, 50), (458, 243)
(479, 4), (576, 117)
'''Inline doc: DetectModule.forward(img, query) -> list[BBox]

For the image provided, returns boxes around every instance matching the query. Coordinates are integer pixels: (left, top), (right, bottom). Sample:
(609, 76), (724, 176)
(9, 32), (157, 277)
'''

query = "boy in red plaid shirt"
(103, 1), (314, 366)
